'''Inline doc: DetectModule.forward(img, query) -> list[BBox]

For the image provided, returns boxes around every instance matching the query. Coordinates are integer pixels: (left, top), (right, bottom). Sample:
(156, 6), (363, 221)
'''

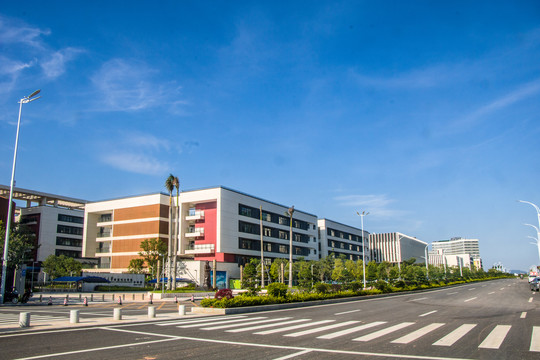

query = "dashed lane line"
(334, 309), (361, 316)
(419, 310), (437, 317)
(521, 312), (527, 319)
(464, 297), (477, 303)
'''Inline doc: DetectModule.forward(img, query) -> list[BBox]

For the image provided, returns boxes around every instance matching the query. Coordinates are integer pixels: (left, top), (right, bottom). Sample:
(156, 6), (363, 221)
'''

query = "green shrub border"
(200, 275), (512, 308)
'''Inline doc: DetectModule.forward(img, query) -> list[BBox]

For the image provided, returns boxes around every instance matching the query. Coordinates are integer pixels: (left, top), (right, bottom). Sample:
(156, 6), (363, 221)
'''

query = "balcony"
(185, 210), (205, 221)
(185, 243), (215, 255)
(95, 245), (112, 254)
(185, 227), (204, 238)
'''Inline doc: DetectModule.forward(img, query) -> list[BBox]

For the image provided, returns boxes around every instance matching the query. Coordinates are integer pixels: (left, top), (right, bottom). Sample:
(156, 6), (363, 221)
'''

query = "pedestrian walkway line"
(531, 326), (540, 352)
(201, 317), (291, 330)
(284, 321), (360, 337)
(521, 312), (527, 319)
(478, 325), (511, 349)
(226, 319), (311, 333)
(254, 320), (334, 335)
(464, 297), (477, 302)
(353, 322), (415, 342)
(433, 324), (476, 347)
(155, 315), (246, 326)
(179, 316), (267, 328)
(419, 310), (437, 317)
(316, 321), (387, 340)
(272, 349), (313, 360)
(391, 323), (446, 344)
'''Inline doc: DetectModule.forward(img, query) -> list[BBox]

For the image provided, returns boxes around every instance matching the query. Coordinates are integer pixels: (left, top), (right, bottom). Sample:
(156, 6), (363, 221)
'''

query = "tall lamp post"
(357, 211), (369, 289)
(424, 244), (429, 280)
(1, 90), (41, 303)
(524, 223), (540, 264)
(287, 206), (295, 289)
(519, 200), (540, 262)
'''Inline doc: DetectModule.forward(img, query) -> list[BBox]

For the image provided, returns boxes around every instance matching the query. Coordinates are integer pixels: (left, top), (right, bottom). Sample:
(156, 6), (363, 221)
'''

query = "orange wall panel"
(113, 221), (166, 236)
(114, 204), (167, 221)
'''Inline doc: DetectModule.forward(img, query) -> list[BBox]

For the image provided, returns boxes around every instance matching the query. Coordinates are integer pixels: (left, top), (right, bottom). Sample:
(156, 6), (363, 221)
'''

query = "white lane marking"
(468, 288), (476, 291)
(419, 310), (438, 317)
(500, 288), (505, 290)
(353, 322), (415, 342)
(478, 325), (511, 349)
(334, 309), (361, 316)
(464, 297), (477, 302)
(155, 315), (246, 326)
(284, 321), (360, 337)
(529, 297), (534, 303)
(254, 320), (335, 335)
(481, 285), (486, 287)
(392, 323), (446, 344)
(521, 312), (527, 319)
(201, 317), (291, 330)
(272, 350), (313, 360)
(447, 292), (458, 295)
(488, 292), (495, 295)
(433, 324), (477, 346)
(178, 316), (267, 328)
(317, 321), (387, 340)
(226, 318), (311, 333)
(531, 326), (540, 352)
(411, 297), (428, 301)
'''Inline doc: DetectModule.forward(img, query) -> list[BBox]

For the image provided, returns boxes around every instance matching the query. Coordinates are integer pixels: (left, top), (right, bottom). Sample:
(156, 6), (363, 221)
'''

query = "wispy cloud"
(350, 64), (456, 89)
(0, 15), (50, 49)
(101, 152), (169, 175)
(40, 47), (84, 78)
(91, 59), (186, 112)
(334, 194), (408, 218)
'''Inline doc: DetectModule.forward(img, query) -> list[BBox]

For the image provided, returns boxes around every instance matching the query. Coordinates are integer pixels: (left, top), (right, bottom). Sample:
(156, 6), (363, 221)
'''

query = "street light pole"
(287, 206), (295, 289)
(519, 200), (540, 264)
(424, 244), (429, 280)
(1, 90), (41, 304)
(524, 223), (540, 264)
(357, 211), (369, 289)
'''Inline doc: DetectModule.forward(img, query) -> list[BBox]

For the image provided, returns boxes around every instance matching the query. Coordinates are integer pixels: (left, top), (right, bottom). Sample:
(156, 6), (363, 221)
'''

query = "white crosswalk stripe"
(478, 325), (511, 349)
(353, 322), (415, 342)
(254, 320), (335, 335)
(530, 327), (540, 352)
(283, 321), (360, 337)
(156, 315), (247, 326)
(201, 317), (291, 330)
(317, 321), (387, 340)
(178, 316), (267, 328)
(433, 324), (477, 346)
(391, 323), (445, 344)
(0, 313), (66, 324)
(227, 319), (311, 333)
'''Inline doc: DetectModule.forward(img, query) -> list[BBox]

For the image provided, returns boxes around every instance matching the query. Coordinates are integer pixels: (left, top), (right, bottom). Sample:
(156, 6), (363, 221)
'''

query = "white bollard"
(178, 304), (185, 316)
(19, 312), (30, 328)
(70, 310), (80, 324)
(113, 307), (122, 320)
(148, 306), (156, 318)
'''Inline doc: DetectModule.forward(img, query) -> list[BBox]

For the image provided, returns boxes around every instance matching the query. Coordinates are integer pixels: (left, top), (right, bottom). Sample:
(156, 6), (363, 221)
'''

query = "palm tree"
(165, 174), (175, 290)
(172, 176), (180, 289)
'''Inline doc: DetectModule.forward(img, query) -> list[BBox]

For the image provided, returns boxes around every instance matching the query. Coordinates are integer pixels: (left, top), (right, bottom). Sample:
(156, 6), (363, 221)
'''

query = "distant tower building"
(431, 237), (482, 269)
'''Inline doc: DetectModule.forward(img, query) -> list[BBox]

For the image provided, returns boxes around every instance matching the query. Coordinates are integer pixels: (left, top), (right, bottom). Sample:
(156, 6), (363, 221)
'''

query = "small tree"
(139, 238), (167, 278)
(42, 255), (83, 279)
(128, 258), (145, 274)
(242, 258), (259, 289)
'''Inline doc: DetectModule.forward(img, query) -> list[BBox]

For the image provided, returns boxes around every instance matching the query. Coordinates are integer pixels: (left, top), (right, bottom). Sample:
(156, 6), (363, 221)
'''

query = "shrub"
(331, 284), (343, 293)
(394, 280), (406, 288)
(347, 281), (363, 292)
(215, 288), (234, 300)
(374, 281), (391, 293)
(267, 283), (288, 297)
(314, 282), (331, 294)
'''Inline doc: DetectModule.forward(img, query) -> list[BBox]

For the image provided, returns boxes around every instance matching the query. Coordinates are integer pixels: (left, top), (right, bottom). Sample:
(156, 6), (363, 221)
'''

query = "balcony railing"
(185, 243), (215, 254)
(95, 246), (112, 253)
(185, 227), (204, 238)
(186, 210), (205, 221)
(97, 231), (112, 238)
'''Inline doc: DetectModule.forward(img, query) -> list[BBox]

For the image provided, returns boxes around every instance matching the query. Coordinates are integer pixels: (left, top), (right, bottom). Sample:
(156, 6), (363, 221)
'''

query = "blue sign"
(210, 271), (227, 289)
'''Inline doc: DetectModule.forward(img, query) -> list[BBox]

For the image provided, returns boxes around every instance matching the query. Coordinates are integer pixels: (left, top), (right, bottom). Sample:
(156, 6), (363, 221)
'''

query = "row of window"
(58, 214), (84, 224)
(56, 237), (82, 247)
(99, 214), (112, 222)
(57, 224), (83, 236)
(328, 251), (363, 261)
(239, 204), (314, 231)
(55, 249), (82, 258)
(328, 240), (364, 253)
(238, 238), (312, 256)
(327, 227), (366, 242)
(238, 221), (311, 243)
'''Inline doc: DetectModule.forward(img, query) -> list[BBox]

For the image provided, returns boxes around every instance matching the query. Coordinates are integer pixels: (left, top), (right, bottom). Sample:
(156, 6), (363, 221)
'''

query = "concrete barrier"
(113, 308), (122, 320)
(148, 306), (156, 318)
(178, 305), (185, 316)
(70, 310), (79, 323)
(19, 312), (30, 328)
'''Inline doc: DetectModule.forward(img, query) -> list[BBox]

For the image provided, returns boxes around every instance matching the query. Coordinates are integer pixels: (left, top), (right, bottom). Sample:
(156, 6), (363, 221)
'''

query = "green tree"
(295, 260), (315, 290)
(332, 258), (347, 282)
(242, 258), (259, 289)
(366, 261), (378, 282)
(42, 255), (83, 279)
(127, 258), (145, 274)
(269, 258), (288, 283)
(0, 221), (37, 270)
(376, 261), (392, 281)
(138, 238), (167, 278)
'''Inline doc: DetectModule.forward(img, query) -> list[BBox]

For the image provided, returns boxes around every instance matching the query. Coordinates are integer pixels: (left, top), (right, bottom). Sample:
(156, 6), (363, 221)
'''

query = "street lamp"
(356, 211), (369, 289)
(1, 89), (41, 303)
(524, 223), (540, 263)
(424, 244), (429, 280)
(287, 206), (295, 289)
(519, 200), (540, 261)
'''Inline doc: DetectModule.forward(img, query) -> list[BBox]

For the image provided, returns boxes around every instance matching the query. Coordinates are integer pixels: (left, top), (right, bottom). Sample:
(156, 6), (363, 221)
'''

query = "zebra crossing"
(155, 315), (540, 352)
(0, 312), (66, 325)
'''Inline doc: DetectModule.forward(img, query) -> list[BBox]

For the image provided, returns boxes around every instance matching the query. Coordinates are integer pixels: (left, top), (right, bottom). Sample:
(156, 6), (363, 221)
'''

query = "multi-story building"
(83, 186), (319, 285)
(431, 237), (482, 269)
(317, 218), (369, 261)
(369, 232), (428, 264)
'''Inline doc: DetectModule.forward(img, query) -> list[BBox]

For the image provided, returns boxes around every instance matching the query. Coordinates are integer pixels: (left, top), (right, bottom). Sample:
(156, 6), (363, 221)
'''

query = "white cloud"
(101, 152), (169, 175)
(0, 15), (50, 49)
(334, 194), (408, 218)
(91, 59), (184, 112)
(40, 48), (84, 78)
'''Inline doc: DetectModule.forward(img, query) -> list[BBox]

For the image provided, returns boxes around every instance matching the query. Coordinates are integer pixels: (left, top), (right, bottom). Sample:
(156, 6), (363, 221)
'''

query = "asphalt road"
(0, 278), (538, 360)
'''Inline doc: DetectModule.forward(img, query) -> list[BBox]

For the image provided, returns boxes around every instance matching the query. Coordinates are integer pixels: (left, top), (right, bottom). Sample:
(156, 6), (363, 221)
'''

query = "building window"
(279, 245), (288, 254)
(55, 249), (81, 258)
(264, 227), (272, 237)
(57, 225), (83, 236)
(58, 214), (84, 224)
(56, 237), (82, 247)
(279, 231), (288, 240)
(99, 213), (112, 222)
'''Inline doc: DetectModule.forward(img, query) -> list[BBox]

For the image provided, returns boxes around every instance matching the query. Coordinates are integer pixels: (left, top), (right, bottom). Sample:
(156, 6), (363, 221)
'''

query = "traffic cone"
(63, 297), (68, 306)
(117, 296), (122, 305)
(47, 296), (52, 306)
(83, 297), (88, 306)
(174, 295), (178, 303)
(191, 295), (194, 302)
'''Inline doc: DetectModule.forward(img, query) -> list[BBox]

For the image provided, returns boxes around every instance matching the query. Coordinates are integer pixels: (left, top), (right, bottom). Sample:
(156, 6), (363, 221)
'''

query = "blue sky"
(1, 2), (539, 271)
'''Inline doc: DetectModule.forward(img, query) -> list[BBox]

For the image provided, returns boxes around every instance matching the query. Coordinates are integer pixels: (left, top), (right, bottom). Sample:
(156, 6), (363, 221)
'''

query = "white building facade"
(317, 218), (369, 261)
(369, 232), (428, 264)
